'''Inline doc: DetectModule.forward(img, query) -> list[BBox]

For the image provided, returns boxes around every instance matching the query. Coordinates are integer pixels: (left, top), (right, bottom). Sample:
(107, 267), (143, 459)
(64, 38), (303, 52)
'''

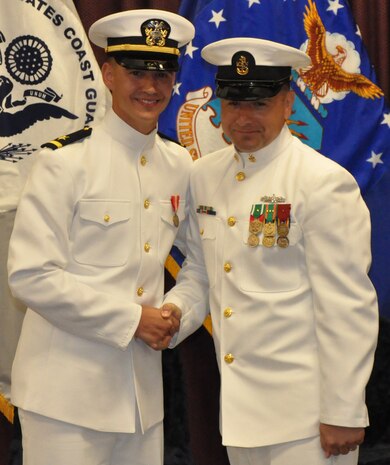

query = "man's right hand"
(134, 305), (176, 350)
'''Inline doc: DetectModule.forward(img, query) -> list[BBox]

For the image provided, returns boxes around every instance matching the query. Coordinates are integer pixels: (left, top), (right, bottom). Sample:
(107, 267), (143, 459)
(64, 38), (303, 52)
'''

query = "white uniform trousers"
(227, 435), (359, 465)
(18, 408), (163, 465)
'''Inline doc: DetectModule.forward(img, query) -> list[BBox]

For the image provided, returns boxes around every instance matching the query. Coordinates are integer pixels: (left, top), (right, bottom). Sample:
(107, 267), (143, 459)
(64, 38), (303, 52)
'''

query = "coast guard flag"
(0, 0), (108, 424)
(159, 0), (390, 317)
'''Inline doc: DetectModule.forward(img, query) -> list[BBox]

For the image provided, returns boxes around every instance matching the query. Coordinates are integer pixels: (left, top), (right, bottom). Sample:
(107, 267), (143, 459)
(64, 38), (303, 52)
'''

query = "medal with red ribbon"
(171, 195), (180, 227)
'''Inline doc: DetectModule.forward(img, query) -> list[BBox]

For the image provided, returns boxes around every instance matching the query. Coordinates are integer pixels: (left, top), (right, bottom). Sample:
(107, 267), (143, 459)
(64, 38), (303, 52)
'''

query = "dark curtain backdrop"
(74, 0), (390, 99)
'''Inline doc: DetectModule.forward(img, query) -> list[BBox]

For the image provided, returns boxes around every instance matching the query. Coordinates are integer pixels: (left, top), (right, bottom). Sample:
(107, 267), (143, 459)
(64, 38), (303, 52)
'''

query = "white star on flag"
(381, 112), (390, 129)
(185, 41), (199, 59)
(172, 82), (182, 96)
(247, 0), (261, 7)
(367, 151), (384, 168)
(209, 9), (227, 28)
(327, 0), (344, 15)
(356, 25), (362, 38)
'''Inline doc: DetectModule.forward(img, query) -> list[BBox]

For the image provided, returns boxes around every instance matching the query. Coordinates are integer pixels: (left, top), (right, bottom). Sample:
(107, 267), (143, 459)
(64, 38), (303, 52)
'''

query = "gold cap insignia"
(236, 55), (249, 76)
(142, 19), (171, 47)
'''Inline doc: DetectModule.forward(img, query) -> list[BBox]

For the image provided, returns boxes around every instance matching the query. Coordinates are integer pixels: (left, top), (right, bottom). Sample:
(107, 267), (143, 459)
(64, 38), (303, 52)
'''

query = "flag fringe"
(0, 392), (14, 423)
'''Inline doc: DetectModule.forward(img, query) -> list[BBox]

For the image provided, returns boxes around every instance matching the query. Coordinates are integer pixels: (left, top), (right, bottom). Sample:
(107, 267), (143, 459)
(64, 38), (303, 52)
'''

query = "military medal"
(261, 203), (276, 247)
(277, 222), (289, 236)
(263, 221), (276, 236)
(248, 204), (265, 246)
(171, 195), (180, 227)
(249, 218), (262, 234)
(262, 235), (275, 248)
(277, 236), (289, 248)
(248, 233), (260, 247)
(276, 203), (291, 248)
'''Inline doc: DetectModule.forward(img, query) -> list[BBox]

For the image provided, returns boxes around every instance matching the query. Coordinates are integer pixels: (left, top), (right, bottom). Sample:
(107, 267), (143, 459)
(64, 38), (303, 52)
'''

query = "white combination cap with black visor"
(201, 37), (311, 101)
(89, 9), (195, 72)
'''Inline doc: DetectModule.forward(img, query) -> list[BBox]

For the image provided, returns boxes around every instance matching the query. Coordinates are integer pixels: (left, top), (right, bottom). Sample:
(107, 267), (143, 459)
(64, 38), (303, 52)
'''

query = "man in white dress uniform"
(7, 9), (194, 465)
(163, 38), (379, 465)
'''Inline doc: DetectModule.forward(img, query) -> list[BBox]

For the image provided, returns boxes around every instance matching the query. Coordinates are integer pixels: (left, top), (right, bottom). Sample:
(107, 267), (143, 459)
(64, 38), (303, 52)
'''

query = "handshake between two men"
(134, 303), (182, 351)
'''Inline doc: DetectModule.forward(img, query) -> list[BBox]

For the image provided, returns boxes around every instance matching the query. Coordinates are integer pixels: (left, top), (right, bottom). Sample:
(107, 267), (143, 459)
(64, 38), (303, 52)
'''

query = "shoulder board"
(157, 131), (185, 147)
(41, 126), (92, 150)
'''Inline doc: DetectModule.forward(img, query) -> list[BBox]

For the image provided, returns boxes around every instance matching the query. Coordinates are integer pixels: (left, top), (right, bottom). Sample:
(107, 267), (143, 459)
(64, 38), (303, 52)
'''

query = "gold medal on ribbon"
(276, 203), (291, 248)
(171, 195), (180, 227)
(264, 203), (276, 236)
(277, 222), (289, 236)
(247, 204), (265, 247)
(263, 221), (276, 236)
(277, 236), (289, 248)
(262, 235), (275, 248)
(249, 218), (263, 234)
(248, 234), (260, 247)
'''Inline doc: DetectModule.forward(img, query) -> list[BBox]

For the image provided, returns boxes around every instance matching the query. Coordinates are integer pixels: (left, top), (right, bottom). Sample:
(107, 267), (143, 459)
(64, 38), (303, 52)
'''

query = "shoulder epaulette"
(157, 131), (185, 147)
(41, 126), (93, 150)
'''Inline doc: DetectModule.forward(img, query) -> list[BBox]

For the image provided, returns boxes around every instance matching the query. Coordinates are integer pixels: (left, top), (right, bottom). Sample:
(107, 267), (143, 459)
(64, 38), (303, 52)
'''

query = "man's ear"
(284, 89), (295, 119)
(102, 61), (114, 90)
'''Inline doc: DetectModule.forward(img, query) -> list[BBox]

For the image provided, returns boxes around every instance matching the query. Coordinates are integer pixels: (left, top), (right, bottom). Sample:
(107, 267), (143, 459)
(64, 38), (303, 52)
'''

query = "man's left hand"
(320, 423), (364, 457)
(161, 303), (182, 336)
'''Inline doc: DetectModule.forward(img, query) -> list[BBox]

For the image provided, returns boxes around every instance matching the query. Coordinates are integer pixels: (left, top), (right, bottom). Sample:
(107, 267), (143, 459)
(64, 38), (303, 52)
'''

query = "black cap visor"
(216, 77), (290, 101)
(113, 52), (178, 72)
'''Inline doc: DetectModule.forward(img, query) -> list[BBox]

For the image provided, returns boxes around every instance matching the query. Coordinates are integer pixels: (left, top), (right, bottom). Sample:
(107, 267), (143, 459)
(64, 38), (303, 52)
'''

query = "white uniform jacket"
(165, 125), (378, 447)
(7, 109), (192, 433)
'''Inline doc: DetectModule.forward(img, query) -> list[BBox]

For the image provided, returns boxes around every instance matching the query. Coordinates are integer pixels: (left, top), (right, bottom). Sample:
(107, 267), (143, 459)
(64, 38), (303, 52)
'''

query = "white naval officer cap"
(89, 9), (195, 72)
(201, 37), (311, 100)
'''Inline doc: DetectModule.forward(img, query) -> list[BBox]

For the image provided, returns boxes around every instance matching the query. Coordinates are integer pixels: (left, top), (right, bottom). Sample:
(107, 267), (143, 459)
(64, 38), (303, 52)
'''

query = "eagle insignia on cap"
(142, 19), (171, 47)
(236, 55), (249, 76)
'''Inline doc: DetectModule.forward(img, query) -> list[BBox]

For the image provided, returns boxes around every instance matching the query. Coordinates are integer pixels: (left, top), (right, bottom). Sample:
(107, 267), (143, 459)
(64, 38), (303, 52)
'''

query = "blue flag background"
(159, 0), (390, 318)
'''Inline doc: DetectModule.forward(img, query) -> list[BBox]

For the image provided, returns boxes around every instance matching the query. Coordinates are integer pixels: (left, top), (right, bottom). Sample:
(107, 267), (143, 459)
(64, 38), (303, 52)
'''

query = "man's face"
(221, 88), (295, 153)
(102, 59), (175, 134)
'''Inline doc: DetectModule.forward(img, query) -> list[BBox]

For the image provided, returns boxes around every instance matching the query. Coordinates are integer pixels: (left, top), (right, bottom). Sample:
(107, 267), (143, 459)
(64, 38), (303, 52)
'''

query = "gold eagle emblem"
(144, 20), (170, 47)
(301, 0), (383, 100)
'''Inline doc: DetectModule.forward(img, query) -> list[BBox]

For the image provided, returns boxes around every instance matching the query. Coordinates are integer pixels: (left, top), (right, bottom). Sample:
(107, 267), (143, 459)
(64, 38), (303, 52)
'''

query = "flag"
(159, 0), (390, 318)
(0, 0), (108, 425)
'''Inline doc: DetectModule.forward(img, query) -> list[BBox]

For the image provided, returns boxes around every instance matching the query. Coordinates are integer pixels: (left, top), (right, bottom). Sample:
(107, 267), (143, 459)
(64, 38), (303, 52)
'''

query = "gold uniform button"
(137, 287), (144, 297)
(140, 155), (147, 166)
(235, 171), (246, 181)
(144, 199), (150, 209)
(104, 214), (110, 223)
(200, 228), (204, 236)
(227, 216), (236, 227)
(224, 308), (233, 318)
(224, 262), (232, 273)
(144, 243), (151, 253)
(224, 353), (234, 364)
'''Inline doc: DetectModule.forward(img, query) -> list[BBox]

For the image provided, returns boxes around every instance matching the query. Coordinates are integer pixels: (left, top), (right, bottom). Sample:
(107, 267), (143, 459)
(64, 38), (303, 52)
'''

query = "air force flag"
(159, 0), (390, 316)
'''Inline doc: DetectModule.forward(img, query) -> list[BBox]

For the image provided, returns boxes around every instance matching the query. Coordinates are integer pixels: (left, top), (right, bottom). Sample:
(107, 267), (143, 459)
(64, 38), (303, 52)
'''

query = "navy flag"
(159, 0), (390, 317)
